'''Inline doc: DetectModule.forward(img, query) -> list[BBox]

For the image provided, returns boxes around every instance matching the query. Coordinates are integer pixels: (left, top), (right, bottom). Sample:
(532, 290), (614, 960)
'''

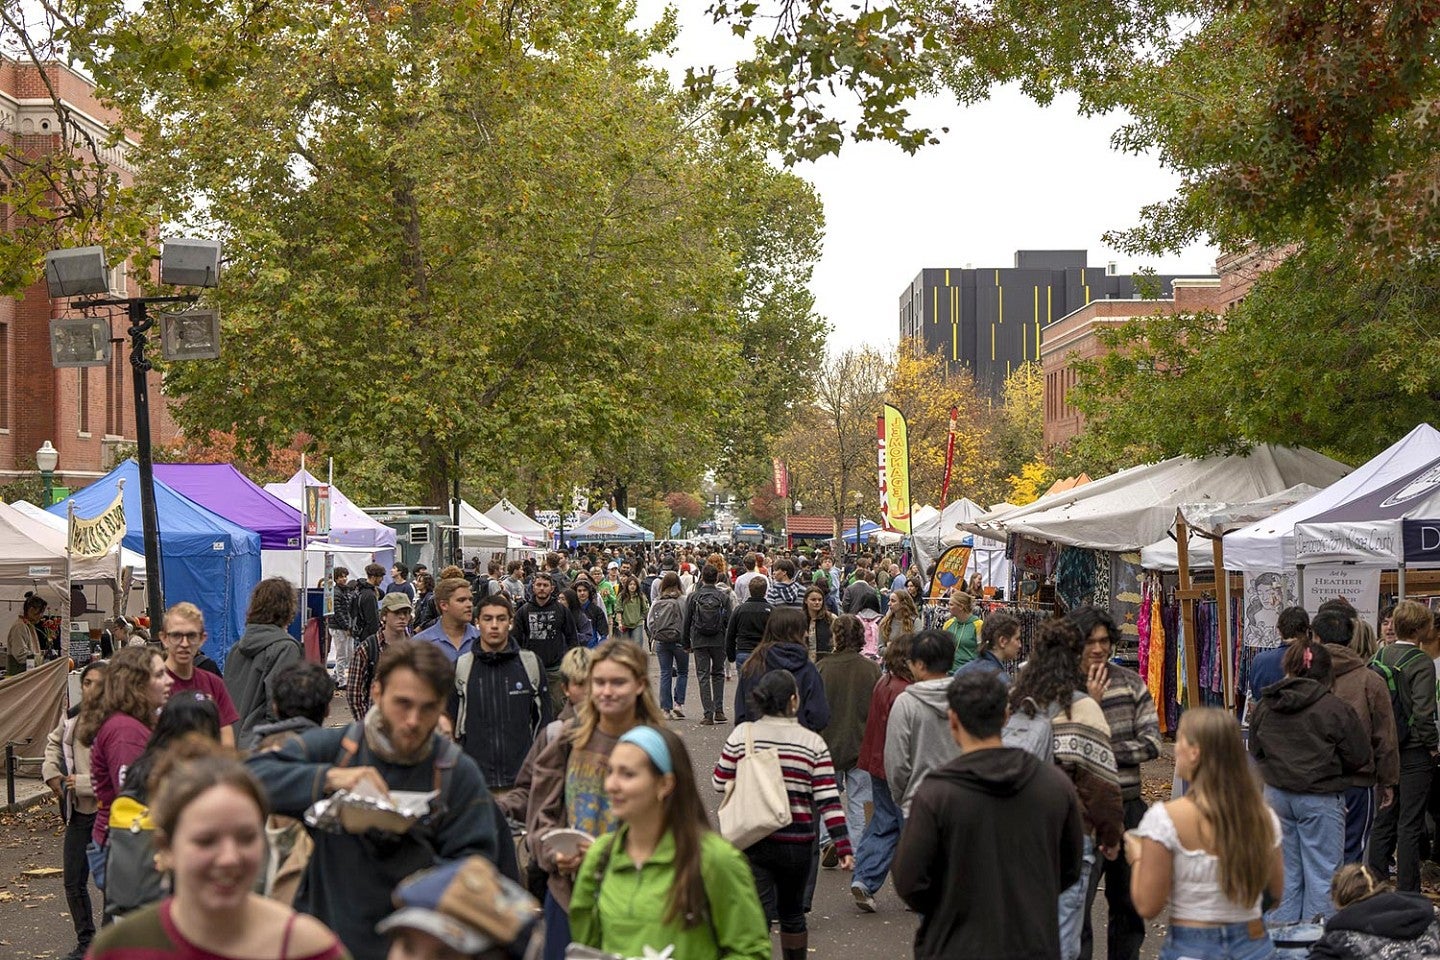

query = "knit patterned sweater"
(713, 715), (852, 857)
(1095, 663), (1163, 801)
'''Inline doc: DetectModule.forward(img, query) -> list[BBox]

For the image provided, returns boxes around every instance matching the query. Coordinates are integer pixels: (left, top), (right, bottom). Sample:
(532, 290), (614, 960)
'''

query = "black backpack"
(1369, 646), (1428, 745)
(693, 589), (728, 636)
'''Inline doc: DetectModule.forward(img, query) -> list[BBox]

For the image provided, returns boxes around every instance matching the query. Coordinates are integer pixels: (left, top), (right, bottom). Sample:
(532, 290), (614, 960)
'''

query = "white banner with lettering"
(1301, 564), (1381, 629)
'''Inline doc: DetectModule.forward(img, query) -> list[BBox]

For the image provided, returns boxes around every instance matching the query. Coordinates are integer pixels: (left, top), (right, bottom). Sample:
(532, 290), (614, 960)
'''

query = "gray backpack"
(1001, 697), (1056, 762)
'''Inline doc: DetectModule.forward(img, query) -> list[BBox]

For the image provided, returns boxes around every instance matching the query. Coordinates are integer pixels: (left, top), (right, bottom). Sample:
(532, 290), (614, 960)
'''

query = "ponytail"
(1282, 636), (1333, 687)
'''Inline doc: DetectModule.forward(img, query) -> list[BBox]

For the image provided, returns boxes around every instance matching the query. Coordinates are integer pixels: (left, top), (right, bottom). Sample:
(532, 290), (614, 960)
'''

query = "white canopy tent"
(0, 501), (134, 624)
(483, 498), (550, 543)
(455, 501), (522, 552)
(1293, 454), (1440, 566)
(265, 469), (397, 575)
(1139, 485), (1323, 571)
(909, 498), (1012, 591)
(872, 504), (941, 547)
(12, 500), (146, 617)
(986, 446), (1349, 553)
(1223, 423), (1440, 572)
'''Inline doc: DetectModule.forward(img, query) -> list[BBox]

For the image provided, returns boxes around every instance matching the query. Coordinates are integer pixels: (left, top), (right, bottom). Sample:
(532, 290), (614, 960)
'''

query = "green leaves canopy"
(60, 0), (825, 503)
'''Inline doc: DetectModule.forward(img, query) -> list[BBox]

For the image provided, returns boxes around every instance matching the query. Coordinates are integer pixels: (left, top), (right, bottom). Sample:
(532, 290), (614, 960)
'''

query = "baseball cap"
(380, 592), (414, 613)
(606, 561), (620, 570)
(377, 856), (540, 956)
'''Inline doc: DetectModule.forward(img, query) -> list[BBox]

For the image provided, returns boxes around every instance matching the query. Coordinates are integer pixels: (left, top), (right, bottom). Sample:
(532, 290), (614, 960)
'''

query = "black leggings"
(745, 836), (812, 934)
(64, 810), (96, 946)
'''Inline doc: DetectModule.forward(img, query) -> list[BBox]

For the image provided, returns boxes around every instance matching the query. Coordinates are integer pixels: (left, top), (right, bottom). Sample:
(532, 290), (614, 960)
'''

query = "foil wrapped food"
(305, 781), (439, 836)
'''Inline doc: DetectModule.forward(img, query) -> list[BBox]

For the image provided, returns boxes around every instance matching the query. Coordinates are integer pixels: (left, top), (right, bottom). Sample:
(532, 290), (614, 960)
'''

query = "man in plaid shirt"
(1074, 605), (1162, 960)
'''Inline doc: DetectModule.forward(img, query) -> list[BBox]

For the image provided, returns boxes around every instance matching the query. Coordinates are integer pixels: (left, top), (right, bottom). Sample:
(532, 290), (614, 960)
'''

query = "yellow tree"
(885, 342), (1005, 508)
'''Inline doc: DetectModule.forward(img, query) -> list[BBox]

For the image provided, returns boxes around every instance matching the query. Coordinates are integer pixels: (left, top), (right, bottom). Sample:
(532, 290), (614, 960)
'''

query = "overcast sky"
(631, 2), (1218, 351)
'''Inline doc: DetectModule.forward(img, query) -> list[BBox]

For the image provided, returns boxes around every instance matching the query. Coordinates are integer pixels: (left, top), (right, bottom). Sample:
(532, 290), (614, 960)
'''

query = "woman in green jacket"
(570, 725), (770, 960)
(615, 575), (649, 645)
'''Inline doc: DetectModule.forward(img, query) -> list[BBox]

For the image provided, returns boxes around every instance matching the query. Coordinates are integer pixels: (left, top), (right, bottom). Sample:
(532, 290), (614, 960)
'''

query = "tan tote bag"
(718, 723), (793, 849)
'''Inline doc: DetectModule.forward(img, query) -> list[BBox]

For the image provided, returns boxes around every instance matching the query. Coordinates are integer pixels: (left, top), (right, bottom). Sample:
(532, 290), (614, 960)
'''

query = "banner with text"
(881, 403), (912, 534)
(68, 492), (126, 560)
(1302, 564), (1381, 632)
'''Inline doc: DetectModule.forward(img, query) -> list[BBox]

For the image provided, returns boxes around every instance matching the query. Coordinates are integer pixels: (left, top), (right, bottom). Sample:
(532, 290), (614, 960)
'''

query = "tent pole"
(1213, 537), (1233, 709)
(1399, 562), (1407, 600)
(1176, 509), (1201, 709)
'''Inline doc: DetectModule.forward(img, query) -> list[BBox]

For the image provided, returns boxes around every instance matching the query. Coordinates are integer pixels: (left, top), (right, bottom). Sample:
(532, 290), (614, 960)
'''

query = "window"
(107, 344), (124, 435)
(78, 367), (90, 434)
(0, 324), (9, 428)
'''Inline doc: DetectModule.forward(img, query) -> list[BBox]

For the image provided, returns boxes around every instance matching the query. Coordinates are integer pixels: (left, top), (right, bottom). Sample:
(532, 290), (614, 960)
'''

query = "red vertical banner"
(772, 457), (788, 498)
(877, 413), (889, 530)
(939, 406), (958, 507)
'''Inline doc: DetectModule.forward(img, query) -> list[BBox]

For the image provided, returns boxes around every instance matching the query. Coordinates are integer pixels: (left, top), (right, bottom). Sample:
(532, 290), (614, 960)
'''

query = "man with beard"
(513, 572), (579, 715)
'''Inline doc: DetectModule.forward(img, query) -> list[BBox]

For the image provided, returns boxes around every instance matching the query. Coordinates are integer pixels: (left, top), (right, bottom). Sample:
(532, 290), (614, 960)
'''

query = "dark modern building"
(897, 250), (1215, 396)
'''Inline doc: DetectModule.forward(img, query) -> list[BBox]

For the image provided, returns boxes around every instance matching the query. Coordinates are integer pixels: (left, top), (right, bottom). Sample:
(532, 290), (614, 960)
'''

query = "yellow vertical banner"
(883, 403), (912, 534)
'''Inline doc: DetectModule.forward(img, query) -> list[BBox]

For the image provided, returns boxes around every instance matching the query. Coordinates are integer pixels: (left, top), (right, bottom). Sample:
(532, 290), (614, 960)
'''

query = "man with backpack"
(511, 571), (578, 716)
(685, 564), (732, 725)
(248, 638), (500, 960)
(1368, 600), (1437, 892)
(452, 592), (551, 801)
(647, 571), (689, 719)
(1312, 607), (1398, 865)
(328, 567), (359, 690)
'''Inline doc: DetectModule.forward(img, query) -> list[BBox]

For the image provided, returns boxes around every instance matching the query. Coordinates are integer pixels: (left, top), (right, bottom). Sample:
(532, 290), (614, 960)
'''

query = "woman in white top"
(1130, 707), (1284, 960)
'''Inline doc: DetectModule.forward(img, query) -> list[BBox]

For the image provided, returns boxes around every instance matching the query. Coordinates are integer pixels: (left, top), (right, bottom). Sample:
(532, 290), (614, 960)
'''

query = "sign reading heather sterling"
(1301, 564), (1381, 630)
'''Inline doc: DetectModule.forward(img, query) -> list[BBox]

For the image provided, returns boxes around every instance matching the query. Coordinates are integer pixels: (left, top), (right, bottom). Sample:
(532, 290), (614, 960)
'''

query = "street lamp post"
(852, 490), (863, 556)
(45, 239), (222, 626)
(35, 441), (58, 506)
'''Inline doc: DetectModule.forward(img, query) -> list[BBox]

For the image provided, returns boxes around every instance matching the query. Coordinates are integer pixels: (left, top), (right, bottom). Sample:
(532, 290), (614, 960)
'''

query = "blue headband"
(618, 726), (673, 775)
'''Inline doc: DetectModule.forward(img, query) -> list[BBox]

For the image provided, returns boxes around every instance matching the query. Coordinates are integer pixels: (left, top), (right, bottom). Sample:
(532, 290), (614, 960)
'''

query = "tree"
(663, 492), (705, 522)
(1066, 236), (1440, 469)
(49, 0), (825, 507)
(778, 347), (889, 545)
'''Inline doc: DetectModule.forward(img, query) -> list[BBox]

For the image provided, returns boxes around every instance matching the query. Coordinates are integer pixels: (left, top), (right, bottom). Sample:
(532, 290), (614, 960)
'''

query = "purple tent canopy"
(153, 463), (304, 550)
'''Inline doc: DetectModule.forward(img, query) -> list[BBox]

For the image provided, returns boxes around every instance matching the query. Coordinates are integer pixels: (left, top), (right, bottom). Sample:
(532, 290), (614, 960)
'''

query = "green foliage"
(1067, 237), (1440, 469)
(51, 0), (824, 506)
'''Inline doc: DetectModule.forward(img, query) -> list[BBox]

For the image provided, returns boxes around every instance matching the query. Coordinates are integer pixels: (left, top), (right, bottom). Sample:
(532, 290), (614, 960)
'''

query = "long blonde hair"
(879, 591), (919, 639)
(1179, 708), (1274, 906)
(569, 639), (666, 749)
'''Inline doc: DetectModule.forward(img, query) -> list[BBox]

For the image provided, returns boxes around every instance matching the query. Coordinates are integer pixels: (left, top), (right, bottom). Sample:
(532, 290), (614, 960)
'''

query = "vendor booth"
(842, 518), (881, 545)
(265, 469), (398, 575)
(53, 460), (262, 668)
(10, 499), (146, 618)
(911, 498), (1011, 593)
(568, 508), (654, 543)
(483, 499), (550, 544)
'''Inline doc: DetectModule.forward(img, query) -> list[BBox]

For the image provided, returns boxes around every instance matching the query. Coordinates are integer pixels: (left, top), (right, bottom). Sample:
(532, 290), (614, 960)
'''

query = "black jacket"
(725, 598), (772, 662)
(894, 747), (1084, 960)
(511, 596), (578, 669)
(1250, 676), (1374, 794)
(734, 642), (831, 733)
(843, 581), (878, 614)
(1310, 891), (1440, 960)
(354, 580), (381, 642)
(451, 642), (552, 790)
(684, 584), (731, 649)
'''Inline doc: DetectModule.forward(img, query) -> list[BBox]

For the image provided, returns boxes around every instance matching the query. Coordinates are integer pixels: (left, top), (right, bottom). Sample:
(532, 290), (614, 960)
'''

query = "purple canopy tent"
(153, 463), (303, 551)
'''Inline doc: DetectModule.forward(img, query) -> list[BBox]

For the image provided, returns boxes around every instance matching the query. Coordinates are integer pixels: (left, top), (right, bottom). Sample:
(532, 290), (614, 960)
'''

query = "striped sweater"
(713, 715), (852, 857)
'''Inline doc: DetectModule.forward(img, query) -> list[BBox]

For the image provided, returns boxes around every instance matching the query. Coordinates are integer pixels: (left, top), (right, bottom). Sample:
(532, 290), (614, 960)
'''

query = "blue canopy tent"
(52, 460), (262, 668)
(842, 518), (881, 544)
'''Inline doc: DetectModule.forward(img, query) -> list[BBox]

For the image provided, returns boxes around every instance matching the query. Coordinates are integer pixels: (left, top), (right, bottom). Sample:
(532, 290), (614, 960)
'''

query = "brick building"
(0, 59), (179, 492)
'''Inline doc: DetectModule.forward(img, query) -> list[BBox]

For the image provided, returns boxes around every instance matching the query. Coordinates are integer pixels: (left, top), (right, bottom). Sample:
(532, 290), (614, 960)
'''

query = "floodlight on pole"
(44, 246), (109, 298)
(44, 237), (225, 625)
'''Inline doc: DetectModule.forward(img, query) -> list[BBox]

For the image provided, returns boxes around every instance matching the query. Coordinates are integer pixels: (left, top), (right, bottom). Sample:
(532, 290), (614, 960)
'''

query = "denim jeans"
(821, 767), (872, 856)
(1159, 922), (1276, 960)
(692, 647), (725, 717)
(85, 840), (106, 892)
(852, 776), (903, 896)
(1266, 786), (1345, 923)
(542, 889), (571, 960)
(1368, 746), (1432, 891)
(1058, 836), (1097, 960)
(655, 641), (688, 711)
(1341, 785), (1374, 865)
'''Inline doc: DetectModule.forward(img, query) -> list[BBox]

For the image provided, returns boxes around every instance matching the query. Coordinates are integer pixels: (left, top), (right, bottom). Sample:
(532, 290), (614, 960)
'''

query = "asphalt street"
(0, 654), (1172, 958)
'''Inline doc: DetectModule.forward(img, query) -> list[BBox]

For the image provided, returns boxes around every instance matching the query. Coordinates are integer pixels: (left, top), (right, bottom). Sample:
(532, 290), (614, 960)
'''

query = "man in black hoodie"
(725, 575), (772, 670)
(894, 670), (1084, 960)
(511, 571), (578, 715)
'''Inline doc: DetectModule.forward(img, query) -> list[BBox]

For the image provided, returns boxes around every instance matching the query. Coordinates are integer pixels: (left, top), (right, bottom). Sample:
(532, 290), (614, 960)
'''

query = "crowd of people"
(30, 540), (1440, 960)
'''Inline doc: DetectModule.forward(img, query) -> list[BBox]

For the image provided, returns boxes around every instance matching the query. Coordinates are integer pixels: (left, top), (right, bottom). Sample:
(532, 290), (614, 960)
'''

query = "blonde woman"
(1130, 707), (1284, 960)
(528, 639), (667, 960)
(877, 591), (919, 657)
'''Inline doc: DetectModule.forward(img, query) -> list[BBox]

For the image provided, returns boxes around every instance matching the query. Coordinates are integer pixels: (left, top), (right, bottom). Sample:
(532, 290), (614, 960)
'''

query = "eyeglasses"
(166, 631), (202, 643)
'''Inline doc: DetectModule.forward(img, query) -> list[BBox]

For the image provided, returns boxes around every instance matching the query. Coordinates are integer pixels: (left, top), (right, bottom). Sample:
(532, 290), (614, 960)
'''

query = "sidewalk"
(3, 776), (52, 813)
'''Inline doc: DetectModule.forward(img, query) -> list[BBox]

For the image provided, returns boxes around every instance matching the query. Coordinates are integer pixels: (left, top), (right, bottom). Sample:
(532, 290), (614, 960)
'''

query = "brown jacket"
(1327, 643), (1400, 788)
